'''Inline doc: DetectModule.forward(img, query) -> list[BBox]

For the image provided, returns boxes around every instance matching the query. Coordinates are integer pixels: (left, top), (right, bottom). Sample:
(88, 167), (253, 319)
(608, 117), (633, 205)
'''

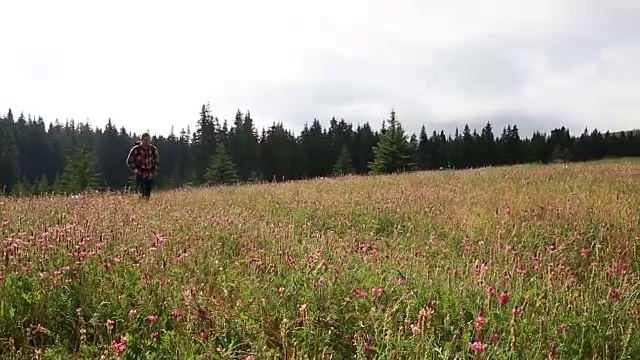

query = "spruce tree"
(0, 128), (20, 192)
(368, 109), (416, 174)
(10, 177), (31, 197)
(35, 175), (49, 195)
(204, 143), (239, 185)
(57, 147), (101, 194)
(333, 144), (354, 176)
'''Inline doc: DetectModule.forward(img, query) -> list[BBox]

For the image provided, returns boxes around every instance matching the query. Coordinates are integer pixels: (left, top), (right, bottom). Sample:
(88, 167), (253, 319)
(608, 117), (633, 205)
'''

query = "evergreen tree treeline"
(0, 105), (638, 195)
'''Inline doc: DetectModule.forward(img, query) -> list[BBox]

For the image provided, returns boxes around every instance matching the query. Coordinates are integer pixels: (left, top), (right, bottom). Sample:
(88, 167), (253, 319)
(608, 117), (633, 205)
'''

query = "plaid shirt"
(127, 143), (159, 178)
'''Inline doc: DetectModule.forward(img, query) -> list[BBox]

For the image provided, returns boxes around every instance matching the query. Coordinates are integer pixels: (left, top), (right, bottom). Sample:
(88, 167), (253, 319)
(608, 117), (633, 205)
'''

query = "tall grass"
(0, 161), (638, 359)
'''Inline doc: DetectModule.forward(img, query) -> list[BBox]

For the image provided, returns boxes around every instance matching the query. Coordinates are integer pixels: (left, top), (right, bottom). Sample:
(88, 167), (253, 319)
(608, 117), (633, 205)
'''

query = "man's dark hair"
(135, 132), (151, 145)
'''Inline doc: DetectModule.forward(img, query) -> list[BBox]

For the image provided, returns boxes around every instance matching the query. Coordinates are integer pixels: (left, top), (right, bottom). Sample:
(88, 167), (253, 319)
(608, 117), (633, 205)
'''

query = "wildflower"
(489, 332), (499, 344)
(353, 288), (369, 299)
(410, 323), (421, 335)
(474, 309), (485, 332)
(371, 287), (385, 297)
(171, 308), (183, 319)
(395, 278), (406, 286)
(486, 286), (496, 298)
(110, 335), (127, 357)
(548, 344), (558, 360)
(296, 304), (308, 326)
(473, 261), (489, 277)
(284, 254), (295, 267)
(106, 319), (115, 331)
(128, 309), (137, 318)
(580, 247), (590, 258)
(512, 306), (523, 317)
(183, 288), (194, 306)
(419, 305), (435, 321)
(147, 315), (159, 324)
(469, 335), (488, 355)
(462, 236), (471, 253)
(151, 332), (160, 341)
(609, 289), (620, 302)
(499, 291), (509, 306)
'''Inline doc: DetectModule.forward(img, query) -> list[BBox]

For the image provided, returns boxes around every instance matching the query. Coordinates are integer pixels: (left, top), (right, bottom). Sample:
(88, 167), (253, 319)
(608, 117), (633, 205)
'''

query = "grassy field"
(1, 160), (639, 359)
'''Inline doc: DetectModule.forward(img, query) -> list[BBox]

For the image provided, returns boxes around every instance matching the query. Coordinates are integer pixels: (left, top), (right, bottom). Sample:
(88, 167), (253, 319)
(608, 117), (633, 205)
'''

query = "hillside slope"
(1, 160), (639, 359)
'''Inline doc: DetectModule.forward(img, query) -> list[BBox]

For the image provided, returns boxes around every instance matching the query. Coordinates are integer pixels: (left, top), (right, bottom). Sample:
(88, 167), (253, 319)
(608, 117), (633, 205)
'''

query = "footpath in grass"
(0, 161), (639, 359)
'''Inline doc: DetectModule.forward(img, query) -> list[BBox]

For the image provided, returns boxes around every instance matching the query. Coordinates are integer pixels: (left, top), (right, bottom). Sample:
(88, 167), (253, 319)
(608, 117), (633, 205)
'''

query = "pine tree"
(204, 143), (239, 185)
(57, 147), (101, 194)
(35, 174), (49, 195)
(0, 128), (20, 192)
(333, 144), (354, 176)
(10, 177), (31, 197)
(368, 109), (416, 174)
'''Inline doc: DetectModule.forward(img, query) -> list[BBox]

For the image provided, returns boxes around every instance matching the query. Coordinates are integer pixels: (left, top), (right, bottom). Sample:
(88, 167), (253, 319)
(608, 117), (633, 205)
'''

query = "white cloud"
(1, 0), (638, 137)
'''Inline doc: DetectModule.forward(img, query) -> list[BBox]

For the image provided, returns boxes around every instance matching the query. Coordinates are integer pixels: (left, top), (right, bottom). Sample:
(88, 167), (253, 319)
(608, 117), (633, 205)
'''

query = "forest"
(1, 103), (638, 196)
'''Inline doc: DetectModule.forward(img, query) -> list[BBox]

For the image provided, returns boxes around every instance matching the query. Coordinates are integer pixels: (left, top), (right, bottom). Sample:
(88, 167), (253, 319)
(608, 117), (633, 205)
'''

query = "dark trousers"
(136, 175), (154, 198)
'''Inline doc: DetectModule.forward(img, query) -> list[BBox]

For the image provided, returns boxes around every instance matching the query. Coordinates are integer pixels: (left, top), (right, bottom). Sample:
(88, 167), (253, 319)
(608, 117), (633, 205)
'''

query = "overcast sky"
(1, 0), (639, 138)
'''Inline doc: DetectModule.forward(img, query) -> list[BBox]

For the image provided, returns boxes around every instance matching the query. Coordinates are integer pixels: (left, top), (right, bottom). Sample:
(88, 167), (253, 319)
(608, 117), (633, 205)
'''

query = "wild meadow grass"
(0, 160), (639, 359)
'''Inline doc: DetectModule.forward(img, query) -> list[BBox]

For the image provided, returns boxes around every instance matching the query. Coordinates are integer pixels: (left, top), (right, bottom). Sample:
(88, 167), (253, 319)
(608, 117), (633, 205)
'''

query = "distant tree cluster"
(0, 104), (638, 196)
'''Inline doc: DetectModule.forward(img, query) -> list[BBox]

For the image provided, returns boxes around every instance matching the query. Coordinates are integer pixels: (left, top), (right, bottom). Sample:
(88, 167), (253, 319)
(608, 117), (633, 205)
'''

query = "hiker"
(126, 132), (159, 199)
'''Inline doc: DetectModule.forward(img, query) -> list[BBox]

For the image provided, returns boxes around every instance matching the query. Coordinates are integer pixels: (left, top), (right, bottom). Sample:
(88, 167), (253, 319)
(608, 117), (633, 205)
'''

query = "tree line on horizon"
(0, 104), (639, 196)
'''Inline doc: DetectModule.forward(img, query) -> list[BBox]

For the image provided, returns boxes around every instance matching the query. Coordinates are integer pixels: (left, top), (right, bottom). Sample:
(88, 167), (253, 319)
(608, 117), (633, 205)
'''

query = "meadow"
(0, 160), (639, 359)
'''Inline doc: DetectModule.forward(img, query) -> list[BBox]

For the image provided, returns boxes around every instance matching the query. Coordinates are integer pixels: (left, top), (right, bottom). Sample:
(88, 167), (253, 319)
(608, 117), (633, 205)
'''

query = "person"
(126, 132), (159, 199)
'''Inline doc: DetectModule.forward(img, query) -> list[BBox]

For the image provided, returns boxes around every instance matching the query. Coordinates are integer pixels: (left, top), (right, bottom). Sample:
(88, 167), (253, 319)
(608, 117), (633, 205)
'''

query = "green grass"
(0, 160), (639, 359)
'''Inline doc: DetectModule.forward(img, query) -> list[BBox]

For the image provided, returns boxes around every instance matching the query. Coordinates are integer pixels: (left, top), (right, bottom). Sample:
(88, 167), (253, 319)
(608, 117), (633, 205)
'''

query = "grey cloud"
(426, 42), (526, 98)
(234, 1), (639, 136)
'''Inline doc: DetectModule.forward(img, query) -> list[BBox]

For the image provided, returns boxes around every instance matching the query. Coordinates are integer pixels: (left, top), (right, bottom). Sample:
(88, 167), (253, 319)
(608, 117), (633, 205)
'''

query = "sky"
(1, 0), (639, 138)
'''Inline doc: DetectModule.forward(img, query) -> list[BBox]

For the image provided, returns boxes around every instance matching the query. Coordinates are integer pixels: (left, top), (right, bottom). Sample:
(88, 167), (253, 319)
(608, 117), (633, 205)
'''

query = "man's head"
(140, 132), (151, 146)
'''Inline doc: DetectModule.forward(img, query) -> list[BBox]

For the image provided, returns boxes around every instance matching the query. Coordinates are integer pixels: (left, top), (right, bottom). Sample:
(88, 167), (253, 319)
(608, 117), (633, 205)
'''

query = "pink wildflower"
(106, 319), (115, 331)
(512, 306), (523, 317)
(580, 247), (590, 258)
(475, 309), (485, 332)
(499, 291), (509, 306)
(353, 288), (369, 299)
(110, 335), (127, 357)
(609, 289), (620, 302)
(171, 308), (183, 319)
(469, 336), (488, 355)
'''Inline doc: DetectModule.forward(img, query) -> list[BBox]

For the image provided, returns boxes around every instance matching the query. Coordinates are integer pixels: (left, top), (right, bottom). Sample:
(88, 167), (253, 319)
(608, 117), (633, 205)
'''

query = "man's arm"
(152, 146), (160, 177)
(126, 146), (139, 174)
